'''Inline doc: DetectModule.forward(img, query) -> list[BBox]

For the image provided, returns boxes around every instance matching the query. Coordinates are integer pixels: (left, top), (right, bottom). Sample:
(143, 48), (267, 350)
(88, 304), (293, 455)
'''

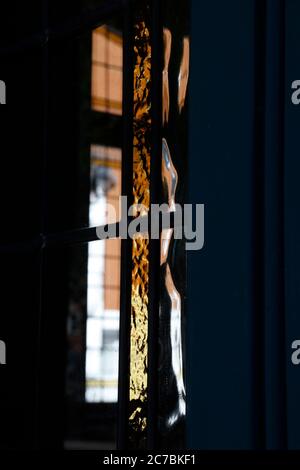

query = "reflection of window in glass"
(64, 238), (120, 447)
(86, 144), (121, 403)
(84, 23), (123, 404)
(89, 144), (122, 225)
(91, 26), (123, 115)
(85, 238), (121, 403)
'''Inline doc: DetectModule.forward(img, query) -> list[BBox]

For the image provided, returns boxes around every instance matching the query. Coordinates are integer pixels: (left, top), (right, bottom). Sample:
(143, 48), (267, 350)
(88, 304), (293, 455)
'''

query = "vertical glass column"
(122, 0), (189, 450)
(129, 3), (151, 448)
(158, 0), (189, 449)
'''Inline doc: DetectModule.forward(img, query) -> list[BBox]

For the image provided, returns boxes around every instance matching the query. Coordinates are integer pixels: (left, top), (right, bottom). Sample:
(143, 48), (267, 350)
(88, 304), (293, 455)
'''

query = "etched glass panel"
(129, 10), (152, 448)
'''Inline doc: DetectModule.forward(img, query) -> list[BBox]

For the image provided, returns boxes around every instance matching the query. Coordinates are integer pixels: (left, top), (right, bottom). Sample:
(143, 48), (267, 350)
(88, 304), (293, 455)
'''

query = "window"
(0, 0), (189, 451)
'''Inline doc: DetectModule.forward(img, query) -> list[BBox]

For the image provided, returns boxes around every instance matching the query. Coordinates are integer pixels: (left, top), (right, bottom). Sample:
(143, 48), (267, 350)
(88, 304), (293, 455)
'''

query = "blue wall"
(187, 0), (259, 449)
(187, 0), (300, 450)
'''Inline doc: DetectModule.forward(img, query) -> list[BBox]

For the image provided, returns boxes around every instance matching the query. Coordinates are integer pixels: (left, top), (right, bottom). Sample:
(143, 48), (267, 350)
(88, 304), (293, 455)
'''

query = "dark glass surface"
(39, 239), (121, 449)
(46, 18), (123, 233)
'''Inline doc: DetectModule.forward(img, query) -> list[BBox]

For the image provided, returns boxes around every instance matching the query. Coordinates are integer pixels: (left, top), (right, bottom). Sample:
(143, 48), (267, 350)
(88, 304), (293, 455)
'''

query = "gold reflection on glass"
(163, 28), (172, 125)
(178, 37), (190, 114)
(129, 20), (151, 441)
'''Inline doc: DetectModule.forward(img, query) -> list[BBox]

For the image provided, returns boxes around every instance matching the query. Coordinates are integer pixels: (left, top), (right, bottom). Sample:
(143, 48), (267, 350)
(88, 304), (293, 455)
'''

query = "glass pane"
(91, 26), (123, 116)
(158, 0), (190, 449)
(84, 238), (120, 405)
(46, 17), (123, 233)
(43, 239), (121, 450)
(128, 6), (152, 448)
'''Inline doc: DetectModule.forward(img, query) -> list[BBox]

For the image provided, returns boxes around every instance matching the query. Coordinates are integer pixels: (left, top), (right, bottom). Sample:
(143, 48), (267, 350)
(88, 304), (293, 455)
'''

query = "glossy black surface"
(158, 0), (189, 449)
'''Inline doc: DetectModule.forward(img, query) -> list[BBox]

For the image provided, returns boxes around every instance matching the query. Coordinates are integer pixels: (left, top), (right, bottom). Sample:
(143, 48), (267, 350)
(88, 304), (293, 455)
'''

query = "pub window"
(0, 0), (190, 451)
